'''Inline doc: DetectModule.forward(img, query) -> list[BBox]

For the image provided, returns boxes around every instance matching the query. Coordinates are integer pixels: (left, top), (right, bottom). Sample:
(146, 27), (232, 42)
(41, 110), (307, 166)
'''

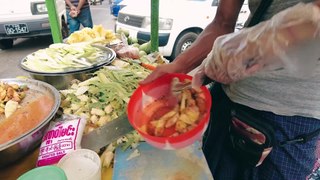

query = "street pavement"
(0, 1), (116, 79)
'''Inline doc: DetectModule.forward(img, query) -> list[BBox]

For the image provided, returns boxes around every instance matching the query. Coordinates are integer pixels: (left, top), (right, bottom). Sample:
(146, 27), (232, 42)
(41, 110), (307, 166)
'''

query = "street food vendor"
(140, 0), (320, 179)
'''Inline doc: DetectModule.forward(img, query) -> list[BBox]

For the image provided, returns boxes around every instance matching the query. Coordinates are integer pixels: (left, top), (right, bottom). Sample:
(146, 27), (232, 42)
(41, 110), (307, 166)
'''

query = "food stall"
(0, 1), (214, 179)
(0, 24), (213, 179)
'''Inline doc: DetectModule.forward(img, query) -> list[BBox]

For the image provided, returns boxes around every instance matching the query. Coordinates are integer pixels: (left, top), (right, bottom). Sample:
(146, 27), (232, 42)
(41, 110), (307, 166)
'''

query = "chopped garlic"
(75, 86), (89, 96)
(126, 149), (140, 161)
(101, 151), (114, 168)
(4, 100), (19, 118)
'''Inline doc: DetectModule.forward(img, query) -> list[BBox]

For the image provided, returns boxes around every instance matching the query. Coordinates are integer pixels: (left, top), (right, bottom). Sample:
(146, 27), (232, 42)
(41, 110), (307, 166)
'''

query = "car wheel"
(0, 39), (14, 50)
(170, 31), (198, 60)
(61, 19), (69, 39)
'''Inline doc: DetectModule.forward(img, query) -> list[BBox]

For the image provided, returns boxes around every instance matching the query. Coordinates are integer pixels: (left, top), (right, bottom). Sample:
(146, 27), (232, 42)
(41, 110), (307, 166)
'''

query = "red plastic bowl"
(127, 73), (212, 149)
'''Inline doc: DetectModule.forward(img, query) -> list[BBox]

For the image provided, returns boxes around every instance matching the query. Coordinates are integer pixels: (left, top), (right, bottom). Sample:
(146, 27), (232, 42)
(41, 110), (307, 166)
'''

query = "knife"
(81, 114), (134, 152)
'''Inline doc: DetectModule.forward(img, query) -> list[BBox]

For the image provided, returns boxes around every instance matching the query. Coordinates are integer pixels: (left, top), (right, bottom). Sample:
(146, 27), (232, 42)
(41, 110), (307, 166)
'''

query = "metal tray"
(0, 78), (60, 167)
(20, 45), (116, 74)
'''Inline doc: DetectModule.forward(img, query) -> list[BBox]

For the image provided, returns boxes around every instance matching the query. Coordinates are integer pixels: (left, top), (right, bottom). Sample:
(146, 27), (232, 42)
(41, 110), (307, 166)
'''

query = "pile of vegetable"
(58, 29), (169, 169)
(60, 63), (151, 133)
(22, 43), (112, 73)
(59, 59), (154, 168)
(66, 25), (116, 44)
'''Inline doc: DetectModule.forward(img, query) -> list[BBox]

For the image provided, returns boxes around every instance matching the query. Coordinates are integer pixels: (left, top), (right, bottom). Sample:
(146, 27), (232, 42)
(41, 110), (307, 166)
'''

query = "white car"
(115, 0), (250, 60)
(0, 0), (68, 49)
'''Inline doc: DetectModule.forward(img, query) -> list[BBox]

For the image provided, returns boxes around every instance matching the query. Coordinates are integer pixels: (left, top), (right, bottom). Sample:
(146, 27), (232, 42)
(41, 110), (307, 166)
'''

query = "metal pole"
(45, 0), (63, 43)
(150, 0), (159, 52)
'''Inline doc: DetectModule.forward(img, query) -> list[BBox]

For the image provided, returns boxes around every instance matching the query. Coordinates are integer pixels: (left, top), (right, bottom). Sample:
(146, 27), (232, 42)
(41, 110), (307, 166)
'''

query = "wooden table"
(0, 147), (39, 180)
(0, 147), (113, 180)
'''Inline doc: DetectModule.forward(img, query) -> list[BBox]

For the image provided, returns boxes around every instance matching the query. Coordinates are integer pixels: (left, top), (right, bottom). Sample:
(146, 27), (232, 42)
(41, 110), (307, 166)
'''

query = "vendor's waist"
(223, 70), (320, 119)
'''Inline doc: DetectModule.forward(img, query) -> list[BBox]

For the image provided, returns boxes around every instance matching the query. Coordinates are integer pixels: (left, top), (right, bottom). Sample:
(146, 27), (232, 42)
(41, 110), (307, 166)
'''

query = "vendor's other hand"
(193, 33), (264, 85)
(193, 2), (320, 85)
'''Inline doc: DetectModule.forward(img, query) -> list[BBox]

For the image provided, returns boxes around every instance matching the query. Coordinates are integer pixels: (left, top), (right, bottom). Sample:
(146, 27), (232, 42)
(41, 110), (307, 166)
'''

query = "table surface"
(0, 147), (113, 180)
(113, 141), (213, 180)
(0, 147), (39, 180)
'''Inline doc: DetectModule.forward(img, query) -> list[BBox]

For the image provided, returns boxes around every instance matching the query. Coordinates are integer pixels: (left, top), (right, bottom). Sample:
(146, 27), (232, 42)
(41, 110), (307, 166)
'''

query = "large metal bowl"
(0, 78), (60, 168)
(20, 45), (116, 90)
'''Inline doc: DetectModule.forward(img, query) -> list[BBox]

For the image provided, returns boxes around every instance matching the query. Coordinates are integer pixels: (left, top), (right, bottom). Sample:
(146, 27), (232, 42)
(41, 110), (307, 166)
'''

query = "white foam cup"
(57, 149), (101, 180)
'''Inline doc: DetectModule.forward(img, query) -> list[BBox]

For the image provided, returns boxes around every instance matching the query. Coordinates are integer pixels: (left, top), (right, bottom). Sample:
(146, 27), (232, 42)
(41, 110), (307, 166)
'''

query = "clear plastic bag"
(114, 33), (140, 59)
(193, 2), (320, 86)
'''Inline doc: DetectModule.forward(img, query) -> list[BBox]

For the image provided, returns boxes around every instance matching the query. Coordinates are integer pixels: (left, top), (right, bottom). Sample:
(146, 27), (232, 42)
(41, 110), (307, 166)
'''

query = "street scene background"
(0, 1), (115, 78)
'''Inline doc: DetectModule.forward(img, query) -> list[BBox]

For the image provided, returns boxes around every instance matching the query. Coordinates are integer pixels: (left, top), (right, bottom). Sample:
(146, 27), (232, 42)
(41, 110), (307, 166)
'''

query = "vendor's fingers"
(205, 64), (232, 84)
(226, 45), (261, 81)
(192, 62), (207, 90)
(203, 49), (233, 84)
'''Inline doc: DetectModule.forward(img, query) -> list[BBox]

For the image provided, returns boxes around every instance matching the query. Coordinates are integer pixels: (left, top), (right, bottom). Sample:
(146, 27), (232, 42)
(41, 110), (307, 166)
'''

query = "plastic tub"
(18, 166), (67, 180)
(57, 149), (101, 180)
(127, 73), (212, 150)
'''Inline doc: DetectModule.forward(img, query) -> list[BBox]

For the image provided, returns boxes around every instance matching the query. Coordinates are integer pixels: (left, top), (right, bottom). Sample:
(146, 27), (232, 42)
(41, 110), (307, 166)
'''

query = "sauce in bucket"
(0, 95), (54, 144)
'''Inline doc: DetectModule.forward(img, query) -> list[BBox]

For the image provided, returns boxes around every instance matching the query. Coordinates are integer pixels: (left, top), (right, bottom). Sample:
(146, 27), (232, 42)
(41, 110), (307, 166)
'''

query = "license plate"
(4, 23), (29, 35)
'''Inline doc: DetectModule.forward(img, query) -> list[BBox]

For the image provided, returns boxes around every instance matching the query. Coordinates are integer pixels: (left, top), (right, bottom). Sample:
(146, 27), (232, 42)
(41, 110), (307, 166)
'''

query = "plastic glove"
(192, 2), (320, 88)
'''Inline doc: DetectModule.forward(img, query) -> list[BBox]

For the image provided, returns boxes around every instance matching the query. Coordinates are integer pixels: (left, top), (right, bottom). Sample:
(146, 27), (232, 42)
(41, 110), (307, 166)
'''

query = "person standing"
(65, 0), (93, 34)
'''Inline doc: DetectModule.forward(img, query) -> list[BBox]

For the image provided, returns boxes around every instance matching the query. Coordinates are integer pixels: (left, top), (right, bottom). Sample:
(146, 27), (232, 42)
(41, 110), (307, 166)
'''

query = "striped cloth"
(308, 158), (320, 180)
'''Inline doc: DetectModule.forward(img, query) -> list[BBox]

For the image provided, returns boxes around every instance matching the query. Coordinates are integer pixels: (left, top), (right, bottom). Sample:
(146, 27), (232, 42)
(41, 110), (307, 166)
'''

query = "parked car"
(90, 0), (103, 5)
(115, 0), (250, 60)
(0, 0), (68, 49)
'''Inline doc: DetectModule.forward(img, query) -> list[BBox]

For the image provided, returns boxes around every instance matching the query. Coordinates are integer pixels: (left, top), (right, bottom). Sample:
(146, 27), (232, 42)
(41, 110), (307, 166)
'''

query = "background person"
(140, 0), (320, 179)
(65, 0), (93, 34)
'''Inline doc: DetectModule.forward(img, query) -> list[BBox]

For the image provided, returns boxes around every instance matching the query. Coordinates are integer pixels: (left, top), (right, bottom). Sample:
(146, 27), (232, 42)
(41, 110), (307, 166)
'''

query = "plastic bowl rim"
(127, 73), (212, 146)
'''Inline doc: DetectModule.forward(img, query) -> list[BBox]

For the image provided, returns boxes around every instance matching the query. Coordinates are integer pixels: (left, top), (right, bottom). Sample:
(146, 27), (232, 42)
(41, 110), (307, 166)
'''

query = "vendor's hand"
(139, 62), (188, 85)
(193, 2), (320, 84)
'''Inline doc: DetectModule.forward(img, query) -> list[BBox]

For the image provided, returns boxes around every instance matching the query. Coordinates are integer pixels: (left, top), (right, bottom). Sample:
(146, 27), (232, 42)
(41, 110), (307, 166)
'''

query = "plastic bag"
(116, 46), (140, 59)
(36, 114), (86, 166)
(114, 33), (140, 59)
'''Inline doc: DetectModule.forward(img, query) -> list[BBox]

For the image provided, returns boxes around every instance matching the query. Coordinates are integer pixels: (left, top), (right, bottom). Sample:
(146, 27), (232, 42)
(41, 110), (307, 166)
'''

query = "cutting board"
(113, 141), (213, 180)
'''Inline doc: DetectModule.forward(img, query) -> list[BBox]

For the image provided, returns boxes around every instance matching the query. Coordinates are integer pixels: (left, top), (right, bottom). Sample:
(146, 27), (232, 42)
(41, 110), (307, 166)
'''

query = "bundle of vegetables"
(22, 43), (110, 73)
(60, 63), (150, 128)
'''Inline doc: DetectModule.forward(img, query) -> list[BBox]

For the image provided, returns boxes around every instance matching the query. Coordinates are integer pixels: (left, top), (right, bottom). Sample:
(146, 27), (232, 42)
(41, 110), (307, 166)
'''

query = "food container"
(0, 78), (60, 168)
(127, 73), (212, 150)
(18, 166), (67, 180)
(57, 149), (101, 180)
(19, 45), (116, 90)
